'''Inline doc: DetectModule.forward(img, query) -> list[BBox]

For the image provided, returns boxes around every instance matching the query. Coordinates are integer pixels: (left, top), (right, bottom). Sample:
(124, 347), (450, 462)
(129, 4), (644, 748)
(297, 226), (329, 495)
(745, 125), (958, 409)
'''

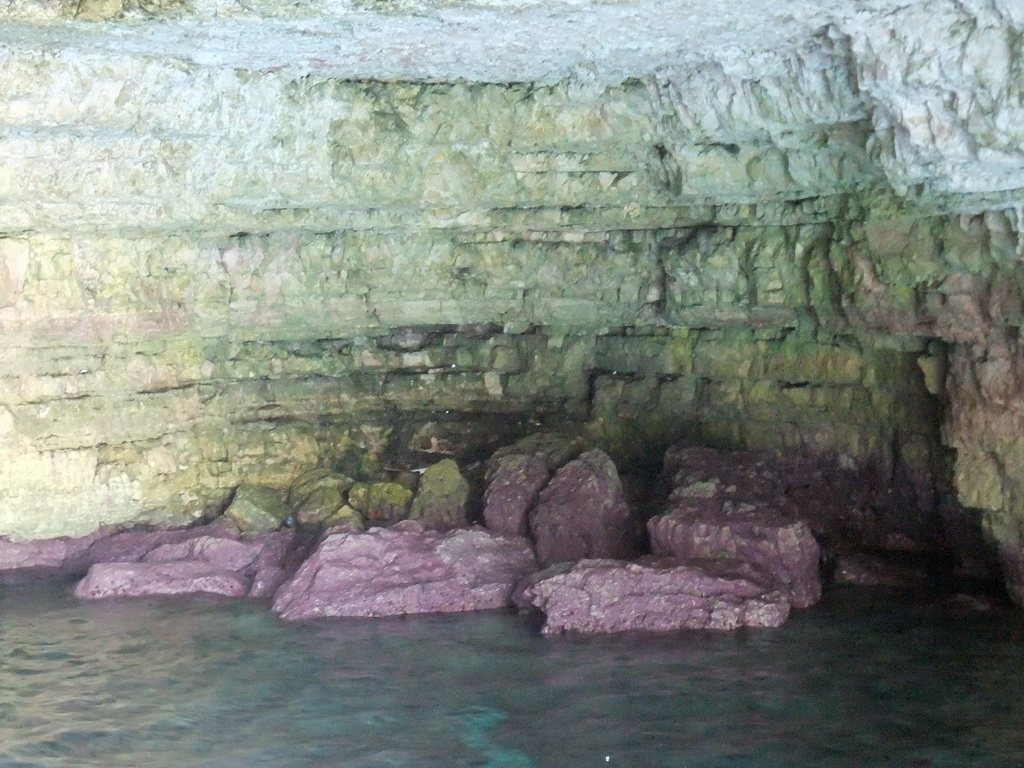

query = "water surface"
(0, 579), (1022, 767)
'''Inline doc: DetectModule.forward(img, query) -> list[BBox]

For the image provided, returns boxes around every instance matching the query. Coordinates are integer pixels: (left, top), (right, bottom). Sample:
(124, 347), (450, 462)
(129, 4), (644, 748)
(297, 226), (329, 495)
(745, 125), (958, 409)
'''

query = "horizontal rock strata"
(0, 0), (1020, 605)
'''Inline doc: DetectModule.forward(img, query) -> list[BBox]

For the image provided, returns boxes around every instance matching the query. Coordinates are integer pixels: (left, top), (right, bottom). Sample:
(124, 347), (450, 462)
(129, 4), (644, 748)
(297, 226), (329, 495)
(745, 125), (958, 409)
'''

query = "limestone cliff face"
(0, 0), (1021, 599)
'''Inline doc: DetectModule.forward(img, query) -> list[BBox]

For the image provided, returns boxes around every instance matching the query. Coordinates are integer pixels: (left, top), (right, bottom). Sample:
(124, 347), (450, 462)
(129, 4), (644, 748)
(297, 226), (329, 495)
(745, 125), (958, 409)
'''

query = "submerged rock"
(529, 449), (638, 567)
(272, 521), (537, 620)
(409, 459), (471, 530)
(521, 557), (790, 634)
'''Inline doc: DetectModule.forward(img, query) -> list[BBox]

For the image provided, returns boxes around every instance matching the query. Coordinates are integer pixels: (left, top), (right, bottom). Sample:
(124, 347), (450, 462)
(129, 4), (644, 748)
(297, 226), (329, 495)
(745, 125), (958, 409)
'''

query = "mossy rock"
(287, 468), (354, 509)
(409, 459), (470, 531)
(322, 504), (366, 530)
(347, 481), (414, 526)
(294, 486), (348, 526)
(487, 432), (585, 483)
(224, 483), (291, 534)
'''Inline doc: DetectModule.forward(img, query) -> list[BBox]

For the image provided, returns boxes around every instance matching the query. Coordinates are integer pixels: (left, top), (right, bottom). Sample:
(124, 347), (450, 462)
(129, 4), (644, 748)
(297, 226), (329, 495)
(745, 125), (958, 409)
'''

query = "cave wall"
(0, 0), (1021, 597)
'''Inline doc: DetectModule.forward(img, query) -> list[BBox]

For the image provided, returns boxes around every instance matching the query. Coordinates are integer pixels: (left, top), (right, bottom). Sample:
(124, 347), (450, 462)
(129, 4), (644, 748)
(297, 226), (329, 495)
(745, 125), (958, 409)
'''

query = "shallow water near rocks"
(1, 579), (1023, 768)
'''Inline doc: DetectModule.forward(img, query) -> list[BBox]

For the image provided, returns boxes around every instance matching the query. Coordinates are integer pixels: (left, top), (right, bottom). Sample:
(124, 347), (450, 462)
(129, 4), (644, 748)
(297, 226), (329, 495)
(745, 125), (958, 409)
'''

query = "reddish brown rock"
(140, 528), (304, 598)
(272, 521), (537, 620)
(483, 452), (552, 537)
(529, 449), (638, 567)
(143, 535), (263, 571)
(72, 519), (245, 570)
(521, 557), (790, 634)
(649, 510), (822, 608)
(651, 445), (823, 608)
(0, 533), (97, 571)
(482, 433), (583, 538)
(74, 562), (250, 599)
(660, 443), (941, 554)
(0, 520), (240, 575)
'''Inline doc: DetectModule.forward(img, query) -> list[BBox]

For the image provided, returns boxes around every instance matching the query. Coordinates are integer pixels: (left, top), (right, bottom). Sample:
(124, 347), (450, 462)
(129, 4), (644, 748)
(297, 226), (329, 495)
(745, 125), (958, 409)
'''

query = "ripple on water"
(0, 581), (1023, 767)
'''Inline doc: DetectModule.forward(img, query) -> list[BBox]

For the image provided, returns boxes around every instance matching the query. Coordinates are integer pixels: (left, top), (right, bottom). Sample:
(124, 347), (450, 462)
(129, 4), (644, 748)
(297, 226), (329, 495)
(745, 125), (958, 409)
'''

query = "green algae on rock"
(409, 459), (471, 531)
(224, 484), (292, 534)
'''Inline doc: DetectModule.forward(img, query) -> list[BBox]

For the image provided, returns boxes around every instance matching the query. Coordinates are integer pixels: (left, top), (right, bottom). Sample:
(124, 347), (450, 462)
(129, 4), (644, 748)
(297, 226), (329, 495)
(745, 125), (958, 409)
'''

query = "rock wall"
(0, 0), (1022, 597)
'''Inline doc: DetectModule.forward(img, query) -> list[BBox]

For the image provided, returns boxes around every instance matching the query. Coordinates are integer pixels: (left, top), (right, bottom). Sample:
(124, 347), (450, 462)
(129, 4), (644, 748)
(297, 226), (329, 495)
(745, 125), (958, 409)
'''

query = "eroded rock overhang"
(0, 0), (1022, 598)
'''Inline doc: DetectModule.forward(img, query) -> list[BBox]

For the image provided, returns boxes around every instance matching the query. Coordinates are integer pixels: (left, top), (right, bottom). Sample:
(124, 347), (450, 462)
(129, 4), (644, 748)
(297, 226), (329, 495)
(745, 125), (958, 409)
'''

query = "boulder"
(0, 519), (240, 575)
(75, 562), (250, 599)
(486, 433), (583, 477)
(482, 432), (586, 538)
(320, 504), (365, 530)
(529, 449), (638, 567)
(0, 517), (307, 600)
(661, 444), (941, 554)
(224, 484), (292, 534)
(409, 459), (471, 530)
(649, 506), (821, 608)
(483, 452), (552, 538)
(293, 486), (348, 526)
(287, 468), (355, 508)
(248, 530), (313, 598)
(143, 532), (275, 571)
(651, 444), (823, 608)
(73, 524), (228, 570)
(0, 532), (101, 572)
(70, 523), (304, 600)
(520, 558), (790, 634)
(272, 521), (537, 620)
(288, 469), (356, 526)
(347, 481), (414, 526)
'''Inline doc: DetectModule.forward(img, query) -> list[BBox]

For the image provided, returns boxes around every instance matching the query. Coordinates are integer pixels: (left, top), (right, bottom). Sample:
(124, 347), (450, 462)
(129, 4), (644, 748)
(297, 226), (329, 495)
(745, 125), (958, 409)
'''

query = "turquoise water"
(0, 578), (1023, 768)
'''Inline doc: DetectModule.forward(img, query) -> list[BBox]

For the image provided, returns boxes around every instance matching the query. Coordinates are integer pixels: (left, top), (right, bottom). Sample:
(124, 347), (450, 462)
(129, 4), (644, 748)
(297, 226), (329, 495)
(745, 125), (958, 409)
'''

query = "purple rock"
(662, 444), (784, 500)
(72, 519), (243, 571)
(249, 565), (291, 598)
(0, 536), (86, 570)
(651, 444), (823, 608)
(483, 452), (552, 537)
(272, 521), (537, 620)
(529, 449), (638, 567)
(648, 508), (821, 608)
(0, 520), (244, 575)
(74, 562), (250, 599)
(249, 530), (310, 598)
(522, 558), (790, 634)
(143, 536), (263, 571)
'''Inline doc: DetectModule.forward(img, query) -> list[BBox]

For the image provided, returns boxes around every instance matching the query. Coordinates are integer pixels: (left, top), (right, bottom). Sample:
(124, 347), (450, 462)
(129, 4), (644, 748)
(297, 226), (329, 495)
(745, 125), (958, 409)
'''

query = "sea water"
(0, 578), (1023, 768)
